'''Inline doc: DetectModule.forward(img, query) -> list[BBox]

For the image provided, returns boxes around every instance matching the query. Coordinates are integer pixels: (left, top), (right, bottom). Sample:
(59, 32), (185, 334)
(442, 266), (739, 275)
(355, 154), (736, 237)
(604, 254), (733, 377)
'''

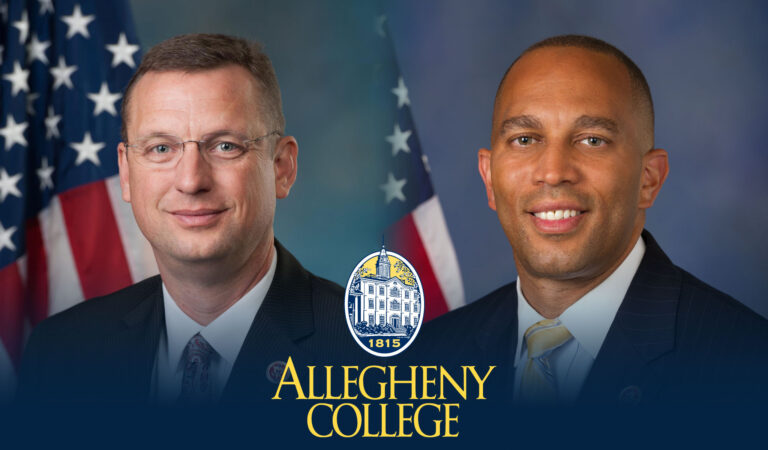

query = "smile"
(532, 209), (582, 221)
(170, 209), (227, 227)
(527, 205), (586, 234)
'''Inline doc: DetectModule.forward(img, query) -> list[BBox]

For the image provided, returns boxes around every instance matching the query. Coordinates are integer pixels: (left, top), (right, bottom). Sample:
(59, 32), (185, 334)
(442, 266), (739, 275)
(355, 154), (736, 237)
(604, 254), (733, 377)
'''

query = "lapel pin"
(618, 385), (642, 405)
(266, 360), (287, 384)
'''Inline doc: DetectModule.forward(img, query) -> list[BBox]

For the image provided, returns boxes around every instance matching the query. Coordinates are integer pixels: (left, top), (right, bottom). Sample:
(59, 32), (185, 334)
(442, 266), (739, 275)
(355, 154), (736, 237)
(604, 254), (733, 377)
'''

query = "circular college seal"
(345, 245), (424, 357)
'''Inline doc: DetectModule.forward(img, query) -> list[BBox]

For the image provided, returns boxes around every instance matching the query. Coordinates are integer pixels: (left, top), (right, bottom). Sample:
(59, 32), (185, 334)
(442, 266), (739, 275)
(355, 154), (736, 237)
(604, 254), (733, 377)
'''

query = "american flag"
(0, 0), (156, 398)
(376, 16), (465, 322)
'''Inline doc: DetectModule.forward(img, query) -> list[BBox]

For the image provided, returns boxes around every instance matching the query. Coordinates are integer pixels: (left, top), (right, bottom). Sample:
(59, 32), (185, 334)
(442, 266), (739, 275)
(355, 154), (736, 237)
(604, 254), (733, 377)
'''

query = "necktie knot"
(186, 333), (213, 364)
(524, 318), (572, 359)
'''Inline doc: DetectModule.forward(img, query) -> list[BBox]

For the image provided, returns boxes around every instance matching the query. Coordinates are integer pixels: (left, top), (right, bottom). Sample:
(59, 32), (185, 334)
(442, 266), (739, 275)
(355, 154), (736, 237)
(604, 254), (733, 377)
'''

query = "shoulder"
(18, 276), (162, 399)
(418, 281), (517, 348)
(274, 241), (344, 308)
(676, 268), (768, 339)
(308, 270), (371, 361)
(273, 242), (364, 358)
(428, 282), (516, 330)
(29, 275), (161, 340)
(639, 230), (768, 340)
(307, 272), (347, 326)
(402, 282), (517, 367)
(309, 273), (344, 300)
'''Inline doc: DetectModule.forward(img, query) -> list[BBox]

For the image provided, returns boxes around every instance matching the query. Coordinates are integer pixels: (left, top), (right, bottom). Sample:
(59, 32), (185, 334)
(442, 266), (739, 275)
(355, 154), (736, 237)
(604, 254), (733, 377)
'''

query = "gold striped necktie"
(519, 319), (573, 403)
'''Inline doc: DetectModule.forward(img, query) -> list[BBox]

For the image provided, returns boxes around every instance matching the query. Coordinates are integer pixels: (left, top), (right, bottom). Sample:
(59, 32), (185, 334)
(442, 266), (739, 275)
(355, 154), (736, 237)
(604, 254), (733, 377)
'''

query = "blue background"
(129, 0), (768, 318)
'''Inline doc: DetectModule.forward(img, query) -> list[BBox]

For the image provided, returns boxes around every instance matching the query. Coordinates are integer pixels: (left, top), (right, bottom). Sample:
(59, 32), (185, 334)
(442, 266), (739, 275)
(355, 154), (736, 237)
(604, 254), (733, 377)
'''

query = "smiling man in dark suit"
(18, 34), (359, 405)
(420, 35), (768, 405)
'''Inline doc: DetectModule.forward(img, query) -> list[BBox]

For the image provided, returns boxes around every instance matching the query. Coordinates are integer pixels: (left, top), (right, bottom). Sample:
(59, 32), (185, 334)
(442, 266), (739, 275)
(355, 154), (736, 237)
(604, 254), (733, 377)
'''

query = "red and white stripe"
(387, 195), (465, 322)
(0, 176), (157, 384)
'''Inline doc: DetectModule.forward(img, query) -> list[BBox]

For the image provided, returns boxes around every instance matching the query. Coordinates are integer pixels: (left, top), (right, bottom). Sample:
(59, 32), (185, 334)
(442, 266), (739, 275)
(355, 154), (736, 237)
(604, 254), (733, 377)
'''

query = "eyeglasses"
(124, 131), (282, 168)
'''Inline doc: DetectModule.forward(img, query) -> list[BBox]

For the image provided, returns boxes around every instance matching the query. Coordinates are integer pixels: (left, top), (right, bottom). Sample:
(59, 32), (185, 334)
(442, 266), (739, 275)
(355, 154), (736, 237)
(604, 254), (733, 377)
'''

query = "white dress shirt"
(152, 248), (277, 404)
(513, 237), (645, 402)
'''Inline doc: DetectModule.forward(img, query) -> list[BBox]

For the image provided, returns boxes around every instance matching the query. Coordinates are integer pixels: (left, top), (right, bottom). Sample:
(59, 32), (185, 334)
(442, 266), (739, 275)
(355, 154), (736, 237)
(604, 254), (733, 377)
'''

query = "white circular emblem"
(344, 246), (424, 357)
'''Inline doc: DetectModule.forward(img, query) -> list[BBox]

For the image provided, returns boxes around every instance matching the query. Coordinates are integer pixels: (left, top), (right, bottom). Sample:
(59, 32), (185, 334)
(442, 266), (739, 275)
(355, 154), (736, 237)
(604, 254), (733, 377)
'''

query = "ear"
(273, 135), (298, 199)
(638, 148), (669, 209)
(117, 142), (131, 203)
(478, 148), (496, 210)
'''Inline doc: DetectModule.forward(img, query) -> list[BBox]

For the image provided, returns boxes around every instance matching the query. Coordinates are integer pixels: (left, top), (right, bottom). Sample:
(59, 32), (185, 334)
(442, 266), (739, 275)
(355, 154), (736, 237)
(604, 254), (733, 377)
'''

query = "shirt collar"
(162, 247), (278, 368)
(514, 236), (645, 365)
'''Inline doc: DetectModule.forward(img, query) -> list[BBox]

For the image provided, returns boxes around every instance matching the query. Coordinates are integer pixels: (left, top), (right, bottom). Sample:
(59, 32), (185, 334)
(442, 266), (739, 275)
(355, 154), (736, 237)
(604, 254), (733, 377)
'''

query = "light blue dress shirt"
(513, 237), (645, 402)
(152, 248), (277, 404)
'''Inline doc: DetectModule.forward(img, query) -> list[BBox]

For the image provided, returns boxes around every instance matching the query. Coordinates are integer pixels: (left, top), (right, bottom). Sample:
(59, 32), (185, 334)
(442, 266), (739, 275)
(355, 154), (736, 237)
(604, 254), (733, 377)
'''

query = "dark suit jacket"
(416, 230), (768, 405)
(17, 241), (364, 405)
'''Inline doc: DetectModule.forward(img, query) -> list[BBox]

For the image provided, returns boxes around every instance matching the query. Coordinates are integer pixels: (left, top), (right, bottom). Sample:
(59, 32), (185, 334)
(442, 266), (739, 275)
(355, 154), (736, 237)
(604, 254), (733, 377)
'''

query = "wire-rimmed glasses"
(124, 130), (282, 168)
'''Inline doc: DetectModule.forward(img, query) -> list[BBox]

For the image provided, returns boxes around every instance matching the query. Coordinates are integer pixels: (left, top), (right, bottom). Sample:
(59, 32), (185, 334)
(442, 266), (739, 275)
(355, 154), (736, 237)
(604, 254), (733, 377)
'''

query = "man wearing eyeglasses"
(18, 34), (359, 405)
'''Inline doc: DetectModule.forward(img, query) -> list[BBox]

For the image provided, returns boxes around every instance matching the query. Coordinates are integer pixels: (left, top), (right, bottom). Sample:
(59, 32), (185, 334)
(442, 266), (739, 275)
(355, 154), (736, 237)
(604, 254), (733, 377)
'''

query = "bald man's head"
(494, 35), (655, 149)
(478, 35), (670, 296)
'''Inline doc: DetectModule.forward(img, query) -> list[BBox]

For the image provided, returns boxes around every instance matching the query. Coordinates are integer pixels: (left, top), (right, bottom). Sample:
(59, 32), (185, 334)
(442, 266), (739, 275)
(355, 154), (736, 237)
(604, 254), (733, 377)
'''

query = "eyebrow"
(573, 115), (619, 133)
(499, 114), (619, 135)
(500, 115), (544, 133)
(135, 129), (250, 141)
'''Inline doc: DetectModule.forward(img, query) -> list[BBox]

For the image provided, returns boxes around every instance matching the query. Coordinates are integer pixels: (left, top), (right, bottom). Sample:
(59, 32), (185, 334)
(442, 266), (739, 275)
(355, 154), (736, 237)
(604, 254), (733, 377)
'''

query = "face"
(118, 65), (297, 269)
(478, 47), (668, 283)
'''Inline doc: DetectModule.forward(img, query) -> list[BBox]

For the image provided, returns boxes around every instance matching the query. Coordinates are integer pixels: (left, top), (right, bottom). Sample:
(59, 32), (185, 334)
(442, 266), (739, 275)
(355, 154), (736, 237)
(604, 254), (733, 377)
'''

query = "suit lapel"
(105, 242), (317, 404)
(472, 284), (519, 401)
(578, 230), (681, 404)
(221, 241), (316, 403)
(111, 277), (165, 401)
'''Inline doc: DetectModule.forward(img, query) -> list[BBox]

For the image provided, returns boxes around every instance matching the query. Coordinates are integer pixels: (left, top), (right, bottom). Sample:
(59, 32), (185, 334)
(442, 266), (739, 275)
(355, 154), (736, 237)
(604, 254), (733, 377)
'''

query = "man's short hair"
(120, 33), (285, 141)
(495, 34), (654, 144)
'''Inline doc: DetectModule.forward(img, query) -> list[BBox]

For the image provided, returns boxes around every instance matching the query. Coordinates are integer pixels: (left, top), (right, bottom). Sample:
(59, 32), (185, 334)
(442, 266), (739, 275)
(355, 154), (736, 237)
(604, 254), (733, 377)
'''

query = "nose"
(174, 141), (214, 194)
(533, 141), (580, 186)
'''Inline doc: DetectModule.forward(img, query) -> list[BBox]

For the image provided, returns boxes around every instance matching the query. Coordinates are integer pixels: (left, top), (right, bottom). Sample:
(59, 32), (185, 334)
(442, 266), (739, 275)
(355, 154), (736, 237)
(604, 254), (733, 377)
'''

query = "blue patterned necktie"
(179, 333), (216, 404)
